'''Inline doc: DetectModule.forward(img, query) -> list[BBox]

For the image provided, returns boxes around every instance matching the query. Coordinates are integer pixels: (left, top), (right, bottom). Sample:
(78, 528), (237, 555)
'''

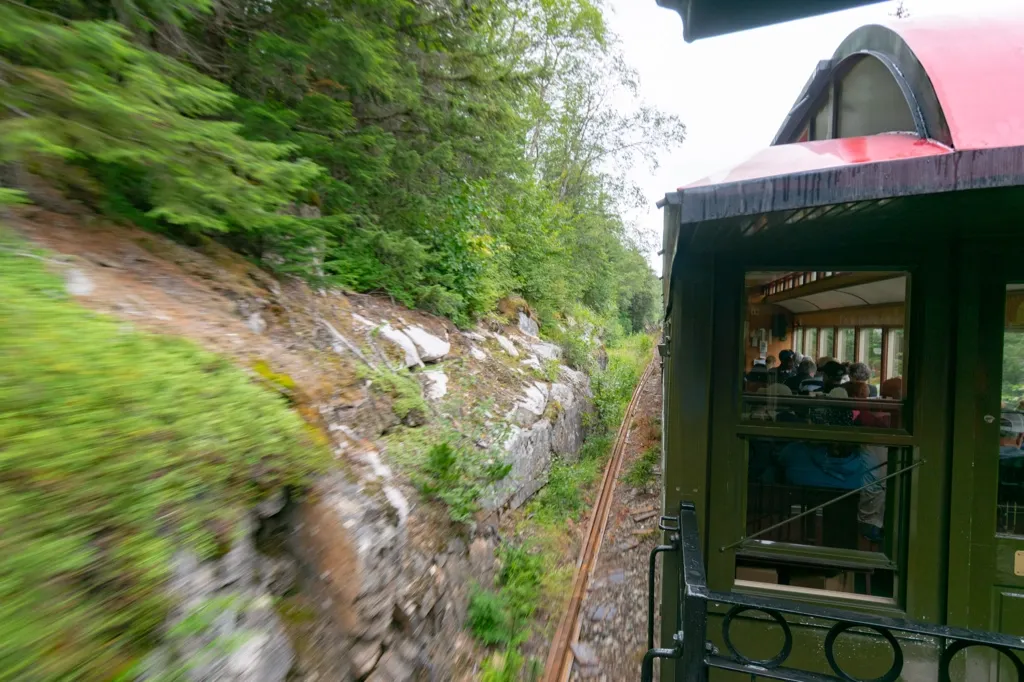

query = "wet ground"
(571, 370), (663, 681)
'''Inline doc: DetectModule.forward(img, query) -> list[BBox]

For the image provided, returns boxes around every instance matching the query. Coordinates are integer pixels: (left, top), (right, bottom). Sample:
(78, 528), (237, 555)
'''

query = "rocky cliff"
(8, 208), (595, 681)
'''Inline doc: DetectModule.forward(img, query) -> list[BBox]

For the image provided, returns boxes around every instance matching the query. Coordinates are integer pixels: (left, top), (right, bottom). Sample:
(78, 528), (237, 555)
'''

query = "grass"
(0, 228), (331, 680)
(623, 445), (659, 488)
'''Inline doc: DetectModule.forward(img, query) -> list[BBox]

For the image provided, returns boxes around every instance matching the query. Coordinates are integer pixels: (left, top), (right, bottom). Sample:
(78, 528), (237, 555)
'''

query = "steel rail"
(542, 354), (658, 682)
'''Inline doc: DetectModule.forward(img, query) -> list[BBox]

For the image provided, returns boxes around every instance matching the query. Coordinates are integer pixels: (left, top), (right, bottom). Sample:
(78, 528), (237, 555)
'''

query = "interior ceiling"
(751, 275), (907, 313)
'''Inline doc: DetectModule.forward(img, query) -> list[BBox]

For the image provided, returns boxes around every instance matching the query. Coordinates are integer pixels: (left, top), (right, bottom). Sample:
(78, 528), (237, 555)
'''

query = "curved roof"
(683, 134), (949, 190)
(892, 14), (1024, 150)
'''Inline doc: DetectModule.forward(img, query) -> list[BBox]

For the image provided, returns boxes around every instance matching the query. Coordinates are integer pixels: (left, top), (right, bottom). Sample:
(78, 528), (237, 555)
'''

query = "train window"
(742, 271), (908, 429)
(737, 436), (908, 600)
(999, 284), (1024, 536)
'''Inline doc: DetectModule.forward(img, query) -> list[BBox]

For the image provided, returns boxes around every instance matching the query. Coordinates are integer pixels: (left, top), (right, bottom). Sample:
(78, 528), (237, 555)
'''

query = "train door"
(948, 249), (1024, 679)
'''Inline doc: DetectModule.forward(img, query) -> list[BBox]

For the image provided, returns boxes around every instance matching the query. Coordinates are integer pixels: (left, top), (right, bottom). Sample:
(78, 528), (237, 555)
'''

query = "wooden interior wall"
(745, 298), (794, 369)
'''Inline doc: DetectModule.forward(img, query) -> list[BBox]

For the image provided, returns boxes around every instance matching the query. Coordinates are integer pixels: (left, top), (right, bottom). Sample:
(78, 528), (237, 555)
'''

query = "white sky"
(606, 0), (1024, 273)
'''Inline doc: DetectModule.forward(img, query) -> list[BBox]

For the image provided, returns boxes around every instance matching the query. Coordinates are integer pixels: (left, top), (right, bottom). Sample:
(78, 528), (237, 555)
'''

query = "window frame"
(711, 261), (932, 615)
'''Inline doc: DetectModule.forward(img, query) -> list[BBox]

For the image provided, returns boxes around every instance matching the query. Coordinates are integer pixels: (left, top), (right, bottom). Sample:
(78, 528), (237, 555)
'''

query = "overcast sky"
(606, 0), (1024, 273)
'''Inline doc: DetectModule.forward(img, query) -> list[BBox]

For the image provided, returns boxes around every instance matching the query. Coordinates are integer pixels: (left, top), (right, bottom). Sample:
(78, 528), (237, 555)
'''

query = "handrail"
(641, 501), (1024, 682)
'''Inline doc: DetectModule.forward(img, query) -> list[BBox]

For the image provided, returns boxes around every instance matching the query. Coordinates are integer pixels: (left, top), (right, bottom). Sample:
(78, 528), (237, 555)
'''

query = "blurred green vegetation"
(0, 230), (330, 679)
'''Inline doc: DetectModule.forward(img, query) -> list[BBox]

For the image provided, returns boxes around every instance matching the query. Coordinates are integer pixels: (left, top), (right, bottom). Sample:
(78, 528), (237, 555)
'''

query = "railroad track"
(541, 356), (658, 682)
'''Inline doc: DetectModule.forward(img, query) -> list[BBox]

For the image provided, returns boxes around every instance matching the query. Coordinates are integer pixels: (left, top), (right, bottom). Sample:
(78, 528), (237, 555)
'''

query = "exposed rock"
(518, 311), (540, 337)
(150, 523), (295, 682)
(379, 324), (423, 368)
(531, 341), (561, 362)
(550, 380), (591, 460)
(462, 330), (487, 342)
(256, 490), (287, 519)
(494, 334), (518, 357)
(521, 354), (541, 370)
(352, 313), (377, 329)
(404, 325), (450, 362)
(483, 420), (553, 511)
(247, 312), (267, 335)
(351, 639), (384, 679)
(65, 268), (94, 296)
(511, 382), (548, 426)
(422, 370), (448, 401)
(469, 345), (487, 361)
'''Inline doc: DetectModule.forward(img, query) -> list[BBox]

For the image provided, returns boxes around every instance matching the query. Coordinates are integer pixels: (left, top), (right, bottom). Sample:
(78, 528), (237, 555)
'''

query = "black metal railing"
(643, 501), (1024, 682)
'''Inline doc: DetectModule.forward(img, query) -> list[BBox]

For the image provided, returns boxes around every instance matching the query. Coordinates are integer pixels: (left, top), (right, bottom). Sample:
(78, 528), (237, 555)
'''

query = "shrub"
(623, 446), (660, 488)
(415, 442), (511, 524)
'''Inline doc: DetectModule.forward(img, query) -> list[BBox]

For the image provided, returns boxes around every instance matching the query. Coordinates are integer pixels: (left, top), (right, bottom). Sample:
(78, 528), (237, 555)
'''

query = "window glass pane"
(739, 436), (905, 599)
(866, 328), (883, 383)
(999, 285), (1024, 535)
(836, 327), (855, 362)
(805, 328), (818, 360)
(821, 328), (835, 358)
(835, 56), (916, 139)
(742, 272), (907, 429)
(886, 329), (905, 380)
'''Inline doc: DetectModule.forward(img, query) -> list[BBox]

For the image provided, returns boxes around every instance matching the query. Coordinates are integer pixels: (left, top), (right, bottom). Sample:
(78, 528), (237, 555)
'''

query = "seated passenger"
(846, 362), (878, 397)
(786, 359), (821, 393)
(816, 356), (835, 378)
(848, 381), (891, 428)
(771, 349), (797, 384)
(809, 363), (854, 426)
(774, 441), (883, 490)
(745, 359), (769, 392)
(880, 377), (903, 400)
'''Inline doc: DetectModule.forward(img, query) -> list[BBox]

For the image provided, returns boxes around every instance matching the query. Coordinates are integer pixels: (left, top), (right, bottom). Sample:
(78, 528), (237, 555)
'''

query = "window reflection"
(742, 271), (908, 429)
(998, 284), (1024, 535)
(740, 436), (901, 598)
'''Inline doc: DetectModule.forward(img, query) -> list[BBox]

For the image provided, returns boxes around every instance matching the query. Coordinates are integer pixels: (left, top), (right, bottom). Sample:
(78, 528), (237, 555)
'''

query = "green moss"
(252, 359), (297, 392)
(0, 228), (331, 680)
(360, 366), (427, 420)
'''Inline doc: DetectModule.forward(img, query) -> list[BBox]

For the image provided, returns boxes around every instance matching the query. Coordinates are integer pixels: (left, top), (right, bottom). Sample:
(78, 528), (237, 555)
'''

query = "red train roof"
(682, 134), (950, 190)
(896, 15), (1024, 151)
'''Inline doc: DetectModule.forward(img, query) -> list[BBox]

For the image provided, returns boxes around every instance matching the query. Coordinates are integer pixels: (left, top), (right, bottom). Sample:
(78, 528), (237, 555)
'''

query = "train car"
(648, 13), (1024, 682)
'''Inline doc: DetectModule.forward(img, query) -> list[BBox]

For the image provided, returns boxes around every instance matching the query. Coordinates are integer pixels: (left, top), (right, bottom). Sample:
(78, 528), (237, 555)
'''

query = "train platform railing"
(643, 501), (1024, 682)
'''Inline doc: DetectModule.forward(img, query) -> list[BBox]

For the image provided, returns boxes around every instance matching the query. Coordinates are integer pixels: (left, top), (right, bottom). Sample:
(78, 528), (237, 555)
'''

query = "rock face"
(518, 311), (540, 337)
(484, 369), (594, 511)
(379, 324), (423, 368)
(144, 517), (295, 682)
(494, 334), (519, 357)
(403, 325), (450, 363)
(422, 370), (448, 400)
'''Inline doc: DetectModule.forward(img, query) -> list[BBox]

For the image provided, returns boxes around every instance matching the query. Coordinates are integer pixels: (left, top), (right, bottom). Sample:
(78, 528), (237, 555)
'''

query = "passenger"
(821, 361), (846, 393)
(773, 440), (883, 490)
(880, 377), (902, 400)
(745, 359), (769, 392)
(816, 356), (835, 377)
(999, 411), (1024, 459)
(849, 381), (891, 428)
(765, 382), (799, 422)
(771, 349), (797, 383)
(846, 362), (878, 397)
(786, 359), (821, 394)
(765, 355), (778, 370)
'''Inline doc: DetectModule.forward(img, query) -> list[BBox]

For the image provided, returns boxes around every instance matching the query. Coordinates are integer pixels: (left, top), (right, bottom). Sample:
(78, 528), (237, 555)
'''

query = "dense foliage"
(2, 0), (678, 330)
(0, 230), (330, 679)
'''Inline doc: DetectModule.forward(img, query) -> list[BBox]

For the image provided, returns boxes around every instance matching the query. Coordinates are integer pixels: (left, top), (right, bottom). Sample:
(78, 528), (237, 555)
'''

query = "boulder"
(521, 354), (541, 371)
(404, 325), (450, 363)
(550, 381), (590, 459)
(518, 311), (540, 338)
(494, 334), (518, 357)
(379, 325), (423, 368)
(422, 370), (448, 401)
(469, 345), (487, 361)
(530, 341), (561, 362)
(65, 268), (94, 297)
